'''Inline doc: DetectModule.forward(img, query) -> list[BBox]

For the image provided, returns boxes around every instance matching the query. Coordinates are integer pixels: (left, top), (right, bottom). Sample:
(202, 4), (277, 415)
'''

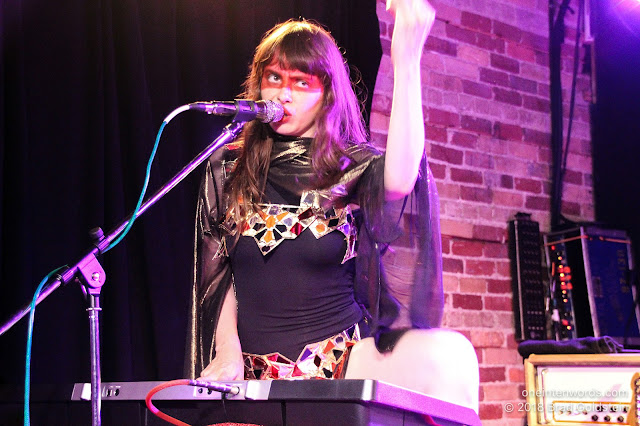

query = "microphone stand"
(0, 117), (249, 426)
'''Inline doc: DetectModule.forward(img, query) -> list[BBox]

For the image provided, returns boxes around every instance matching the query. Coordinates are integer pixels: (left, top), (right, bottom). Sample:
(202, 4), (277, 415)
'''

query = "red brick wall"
(372, 0), (593, 423)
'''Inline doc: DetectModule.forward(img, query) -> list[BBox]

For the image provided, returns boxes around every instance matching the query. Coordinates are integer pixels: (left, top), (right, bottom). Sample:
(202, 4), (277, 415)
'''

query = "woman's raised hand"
(386, 0), (436, 64)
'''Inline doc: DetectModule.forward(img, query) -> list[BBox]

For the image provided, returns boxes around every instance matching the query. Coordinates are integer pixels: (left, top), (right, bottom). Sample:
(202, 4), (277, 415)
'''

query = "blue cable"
(24, 266), (67, 426)
(104, 120), (168, 252)
(23, 103), (191, 424)
(106, 102), (191, 252)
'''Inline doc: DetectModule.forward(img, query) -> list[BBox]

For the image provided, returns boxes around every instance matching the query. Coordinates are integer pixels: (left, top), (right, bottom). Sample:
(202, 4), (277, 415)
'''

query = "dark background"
(591, 0), (640, 273)
(0, 0), (381, 384)
(1, 0), (639, 387)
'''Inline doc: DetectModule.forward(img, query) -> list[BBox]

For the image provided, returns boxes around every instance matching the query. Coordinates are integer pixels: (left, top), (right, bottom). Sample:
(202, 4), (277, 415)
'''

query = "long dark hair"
(227, 19), (368, 222)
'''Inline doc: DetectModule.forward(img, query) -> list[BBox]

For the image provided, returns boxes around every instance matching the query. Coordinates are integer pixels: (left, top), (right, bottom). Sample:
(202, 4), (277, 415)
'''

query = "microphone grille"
(262, 100), (285, 123)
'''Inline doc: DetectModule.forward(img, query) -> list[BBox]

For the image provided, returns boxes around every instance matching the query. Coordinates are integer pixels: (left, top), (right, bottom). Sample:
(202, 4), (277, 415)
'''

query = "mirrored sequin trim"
(222, 190), (357, 264)
(243, 324), (360, 380)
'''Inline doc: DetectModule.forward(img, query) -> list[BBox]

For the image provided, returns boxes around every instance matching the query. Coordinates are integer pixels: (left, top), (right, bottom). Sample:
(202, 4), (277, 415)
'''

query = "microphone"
(188, 99), (284, 123)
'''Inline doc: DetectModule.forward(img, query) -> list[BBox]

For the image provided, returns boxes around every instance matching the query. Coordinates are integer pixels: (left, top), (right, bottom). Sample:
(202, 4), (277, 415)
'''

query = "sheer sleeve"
(184, 148), (235, 379)
(351, 150), (444, 339)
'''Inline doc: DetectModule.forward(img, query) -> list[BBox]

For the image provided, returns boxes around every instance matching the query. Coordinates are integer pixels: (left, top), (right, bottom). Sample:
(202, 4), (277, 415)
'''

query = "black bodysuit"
(185, 132), (444, 379)
(231, 178), (362, 361)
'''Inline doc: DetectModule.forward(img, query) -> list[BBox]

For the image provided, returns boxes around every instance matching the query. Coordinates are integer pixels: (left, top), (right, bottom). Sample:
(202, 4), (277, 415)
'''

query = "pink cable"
(145, 379), (193, 426)
(145, 379), (263, 426)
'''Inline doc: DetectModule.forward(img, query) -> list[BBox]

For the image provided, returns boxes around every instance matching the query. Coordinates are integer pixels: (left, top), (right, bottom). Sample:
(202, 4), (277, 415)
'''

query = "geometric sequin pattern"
(242, 324), (360, 380)
(223, 190), (357, 264)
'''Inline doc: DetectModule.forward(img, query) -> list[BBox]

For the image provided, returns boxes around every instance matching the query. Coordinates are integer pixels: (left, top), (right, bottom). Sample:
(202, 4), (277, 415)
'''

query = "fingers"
(388, 0), (436, 63)
(199, 367), (231, 381)
(387, 0), (436, 39)
(197, 364), (222, 381)
(197, 368), (233, 381)
(198, 358), (244, 381)
(387, 0), (435, 18)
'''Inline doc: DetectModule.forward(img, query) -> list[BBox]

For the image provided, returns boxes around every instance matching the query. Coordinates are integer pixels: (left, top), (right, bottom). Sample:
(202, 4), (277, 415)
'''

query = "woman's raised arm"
(383, 0), (435, 200)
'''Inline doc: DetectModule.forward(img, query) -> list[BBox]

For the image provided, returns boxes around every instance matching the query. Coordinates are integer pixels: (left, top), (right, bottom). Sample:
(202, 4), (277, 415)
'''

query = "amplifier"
(509, 212), (548, 341)
(544, 226), (639, 344)
(524, 353), (640, 425)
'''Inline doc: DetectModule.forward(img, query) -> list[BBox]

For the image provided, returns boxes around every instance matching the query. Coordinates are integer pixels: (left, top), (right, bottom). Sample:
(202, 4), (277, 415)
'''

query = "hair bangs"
(272, 31), (330, 80)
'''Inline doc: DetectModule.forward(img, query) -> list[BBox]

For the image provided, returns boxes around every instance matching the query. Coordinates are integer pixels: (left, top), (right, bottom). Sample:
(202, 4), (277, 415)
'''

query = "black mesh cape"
(184, 137), (444, 378)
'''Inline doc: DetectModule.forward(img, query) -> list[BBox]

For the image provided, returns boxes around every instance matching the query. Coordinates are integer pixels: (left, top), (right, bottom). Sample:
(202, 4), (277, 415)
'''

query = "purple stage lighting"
(611, 0), (640, 38)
